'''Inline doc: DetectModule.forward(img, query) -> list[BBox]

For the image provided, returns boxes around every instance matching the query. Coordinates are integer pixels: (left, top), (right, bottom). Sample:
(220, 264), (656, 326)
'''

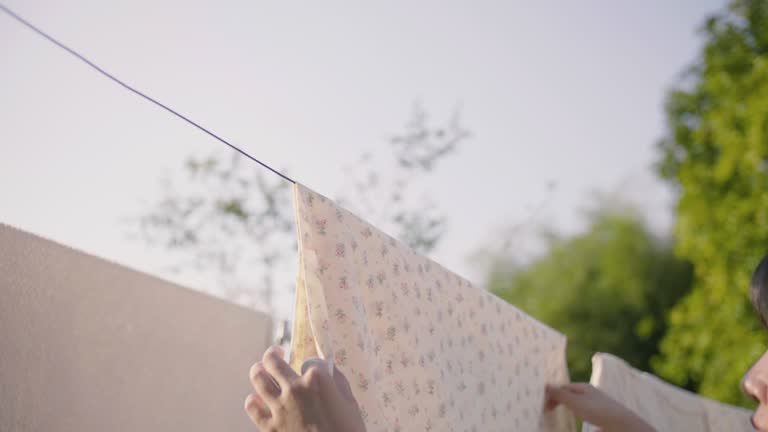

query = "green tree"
(489, 205), (692, 382)
(654, 0), (768, 405)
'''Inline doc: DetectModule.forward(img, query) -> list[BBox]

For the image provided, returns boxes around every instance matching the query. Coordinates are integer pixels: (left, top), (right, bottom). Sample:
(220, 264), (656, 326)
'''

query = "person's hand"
(244, 346), (367, 432)
(545, 383), (656, 432)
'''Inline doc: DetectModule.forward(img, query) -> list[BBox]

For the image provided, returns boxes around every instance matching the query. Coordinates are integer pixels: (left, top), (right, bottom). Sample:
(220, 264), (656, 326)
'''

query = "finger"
(249, 362), (281, 403)
(244, 392), (271, 427)
(269, 344), (285, 357)
(263, 346), (299, 391)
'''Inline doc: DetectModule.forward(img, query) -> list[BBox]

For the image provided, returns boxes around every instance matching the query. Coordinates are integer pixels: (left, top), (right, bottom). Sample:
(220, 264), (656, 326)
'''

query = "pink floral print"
(290, 183), (575, 432)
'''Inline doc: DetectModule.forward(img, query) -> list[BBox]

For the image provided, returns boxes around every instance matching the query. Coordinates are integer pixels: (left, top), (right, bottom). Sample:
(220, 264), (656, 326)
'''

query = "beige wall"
(0, 224), (272, 432)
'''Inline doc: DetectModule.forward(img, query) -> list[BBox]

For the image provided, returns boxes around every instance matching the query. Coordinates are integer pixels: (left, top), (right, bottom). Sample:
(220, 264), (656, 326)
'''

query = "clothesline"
(0, 2), (296, 185)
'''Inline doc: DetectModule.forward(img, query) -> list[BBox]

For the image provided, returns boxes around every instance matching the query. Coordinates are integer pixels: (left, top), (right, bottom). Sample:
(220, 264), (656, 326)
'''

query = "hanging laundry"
(289, 183), (575, 432)
(583, 353), (753, 432)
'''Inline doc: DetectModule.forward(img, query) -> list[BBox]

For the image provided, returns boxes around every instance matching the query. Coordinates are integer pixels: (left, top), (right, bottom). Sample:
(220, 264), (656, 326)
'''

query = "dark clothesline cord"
(0, 3), (296, 185)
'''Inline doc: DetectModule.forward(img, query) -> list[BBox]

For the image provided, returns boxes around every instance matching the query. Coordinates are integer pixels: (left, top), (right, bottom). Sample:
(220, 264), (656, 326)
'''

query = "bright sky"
(1, 0), (725, 319)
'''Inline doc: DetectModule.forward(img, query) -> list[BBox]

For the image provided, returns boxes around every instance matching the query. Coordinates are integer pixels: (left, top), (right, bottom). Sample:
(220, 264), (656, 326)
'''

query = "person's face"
(743, 350), (768, 431)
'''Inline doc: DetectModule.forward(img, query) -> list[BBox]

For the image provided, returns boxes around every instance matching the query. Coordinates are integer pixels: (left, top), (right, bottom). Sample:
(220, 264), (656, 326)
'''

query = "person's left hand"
(545, 383), (655, 432)
(244, 346), (367, 432)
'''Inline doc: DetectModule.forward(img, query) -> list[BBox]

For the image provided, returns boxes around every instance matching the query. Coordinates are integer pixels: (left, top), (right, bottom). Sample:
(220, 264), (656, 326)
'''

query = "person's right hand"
(244, 346), (366, 432)
(545, 383), (656, 432)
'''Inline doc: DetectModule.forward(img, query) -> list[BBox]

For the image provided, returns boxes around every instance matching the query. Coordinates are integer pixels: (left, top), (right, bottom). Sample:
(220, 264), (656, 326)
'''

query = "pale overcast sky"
(1, 0), (725, 319)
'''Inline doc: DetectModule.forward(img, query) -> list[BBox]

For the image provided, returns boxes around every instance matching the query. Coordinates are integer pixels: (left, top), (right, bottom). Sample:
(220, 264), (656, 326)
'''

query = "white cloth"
(289, 183), (575, 432)
(583, 353), (753, 432)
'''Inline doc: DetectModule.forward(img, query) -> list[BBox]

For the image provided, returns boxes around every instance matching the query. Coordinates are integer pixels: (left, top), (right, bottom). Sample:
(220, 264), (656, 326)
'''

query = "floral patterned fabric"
(583, 353), (753, 432)
(289, 183), (575, 432)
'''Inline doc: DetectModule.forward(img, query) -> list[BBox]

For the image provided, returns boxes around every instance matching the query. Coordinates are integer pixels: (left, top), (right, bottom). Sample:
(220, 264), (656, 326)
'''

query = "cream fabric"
(289, 183), (575, 432)
(0, 224), (272, 432)
(583, 353), (753, 432)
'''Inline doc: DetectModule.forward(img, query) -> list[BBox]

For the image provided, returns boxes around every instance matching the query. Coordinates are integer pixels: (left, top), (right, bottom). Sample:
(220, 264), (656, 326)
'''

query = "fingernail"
(266, 345), (285, 359)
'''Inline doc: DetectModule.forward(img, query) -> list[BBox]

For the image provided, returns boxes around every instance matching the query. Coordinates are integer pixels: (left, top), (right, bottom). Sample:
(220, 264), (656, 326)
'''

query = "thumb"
(546, 384), (579, 409)
(331, 365), (357, 403)
(301, 357), (331, 376)
(301, 358), (361, 410)
(300, 357), (335, 397)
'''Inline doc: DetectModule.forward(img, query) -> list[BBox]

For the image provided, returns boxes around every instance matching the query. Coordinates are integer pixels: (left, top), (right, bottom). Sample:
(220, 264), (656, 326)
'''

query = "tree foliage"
(490, 206), (692, 382)
(654, 0), (768, 405)
(136, 106), (469, 311)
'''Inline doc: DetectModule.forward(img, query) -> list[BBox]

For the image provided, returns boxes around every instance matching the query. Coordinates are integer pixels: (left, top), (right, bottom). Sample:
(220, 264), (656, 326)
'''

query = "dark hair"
(750, 254), (768, 328)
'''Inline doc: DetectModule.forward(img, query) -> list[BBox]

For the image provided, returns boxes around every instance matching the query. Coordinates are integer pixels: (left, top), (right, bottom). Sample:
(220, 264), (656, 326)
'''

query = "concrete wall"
(0, 224), (272, 432)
